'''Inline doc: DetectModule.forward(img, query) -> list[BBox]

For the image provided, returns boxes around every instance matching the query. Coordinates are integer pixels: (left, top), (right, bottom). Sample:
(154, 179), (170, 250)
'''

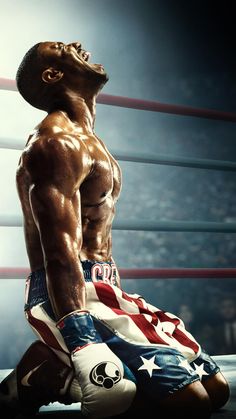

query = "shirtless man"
(0, 41), (230, 418)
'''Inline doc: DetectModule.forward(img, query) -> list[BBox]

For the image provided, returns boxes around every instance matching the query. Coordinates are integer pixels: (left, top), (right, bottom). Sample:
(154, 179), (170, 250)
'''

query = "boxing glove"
(57, 310), (136, 418)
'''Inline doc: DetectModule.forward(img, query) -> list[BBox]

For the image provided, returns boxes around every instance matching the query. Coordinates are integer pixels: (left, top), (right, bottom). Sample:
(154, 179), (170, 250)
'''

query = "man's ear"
(42, 67), (64, 84)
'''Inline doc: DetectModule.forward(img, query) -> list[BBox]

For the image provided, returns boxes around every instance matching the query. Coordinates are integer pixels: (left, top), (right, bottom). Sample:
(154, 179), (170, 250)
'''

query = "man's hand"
(57, 311), (136, 418)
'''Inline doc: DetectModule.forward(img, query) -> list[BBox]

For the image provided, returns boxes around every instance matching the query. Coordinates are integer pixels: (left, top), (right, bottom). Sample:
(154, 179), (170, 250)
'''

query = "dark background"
(0, 0), (236, 367)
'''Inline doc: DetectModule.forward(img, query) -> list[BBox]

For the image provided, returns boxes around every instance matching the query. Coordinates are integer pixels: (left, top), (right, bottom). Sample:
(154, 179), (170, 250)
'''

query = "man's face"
(220, 299), (236, 321)
(38, 41), (108, 85)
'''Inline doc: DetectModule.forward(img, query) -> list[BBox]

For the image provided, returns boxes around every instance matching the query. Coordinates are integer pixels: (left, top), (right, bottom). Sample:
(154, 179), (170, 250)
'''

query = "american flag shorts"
(24, 262), (220, 399)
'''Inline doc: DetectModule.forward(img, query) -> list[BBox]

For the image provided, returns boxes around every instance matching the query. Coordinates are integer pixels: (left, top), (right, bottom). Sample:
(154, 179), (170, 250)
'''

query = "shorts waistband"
(24, 259), (118, 310)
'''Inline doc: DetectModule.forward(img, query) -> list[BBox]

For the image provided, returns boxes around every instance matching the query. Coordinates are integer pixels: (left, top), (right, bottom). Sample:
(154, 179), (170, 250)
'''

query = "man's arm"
(26, 136), (90, 318)
(29, 182), (86, 318)
(25, 137), (136, 418)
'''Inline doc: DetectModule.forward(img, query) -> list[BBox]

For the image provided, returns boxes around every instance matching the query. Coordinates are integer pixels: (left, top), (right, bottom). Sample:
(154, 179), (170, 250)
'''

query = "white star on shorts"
(193, 362), (209, 380)
(177, 356), (194, 374)
(138, 355), (162, 377)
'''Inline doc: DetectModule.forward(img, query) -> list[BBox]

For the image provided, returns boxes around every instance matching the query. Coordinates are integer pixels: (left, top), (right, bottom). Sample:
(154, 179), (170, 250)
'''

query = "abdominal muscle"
(80, 195), (115, 262)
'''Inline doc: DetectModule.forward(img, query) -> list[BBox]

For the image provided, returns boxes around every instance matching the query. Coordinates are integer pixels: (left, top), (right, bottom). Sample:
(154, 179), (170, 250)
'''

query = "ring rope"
(0, 139), (23, 150)
(2, 139), (236, 172)
(1, 77), (236, 122)
(113, 151), (236, 172)
(0, 267), (236, 279)
(113, 220), (236, 233)
(1, 78), (236, 279)
(1, 215), (236, 233)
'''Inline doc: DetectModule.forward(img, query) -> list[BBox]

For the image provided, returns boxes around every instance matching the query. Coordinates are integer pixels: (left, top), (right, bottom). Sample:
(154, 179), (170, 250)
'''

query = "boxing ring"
(0, 77), (236, 418)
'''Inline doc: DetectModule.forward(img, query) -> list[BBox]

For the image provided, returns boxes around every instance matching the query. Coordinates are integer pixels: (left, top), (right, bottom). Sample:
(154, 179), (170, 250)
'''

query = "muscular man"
(0, 41), (230, 418)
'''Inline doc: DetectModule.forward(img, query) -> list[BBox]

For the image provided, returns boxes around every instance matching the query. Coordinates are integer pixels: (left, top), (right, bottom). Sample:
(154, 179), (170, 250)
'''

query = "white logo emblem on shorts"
(21, 361), (47, 387)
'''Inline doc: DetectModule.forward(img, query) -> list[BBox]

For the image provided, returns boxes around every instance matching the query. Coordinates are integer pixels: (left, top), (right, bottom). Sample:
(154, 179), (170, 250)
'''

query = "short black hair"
(16, 43), (51, 111)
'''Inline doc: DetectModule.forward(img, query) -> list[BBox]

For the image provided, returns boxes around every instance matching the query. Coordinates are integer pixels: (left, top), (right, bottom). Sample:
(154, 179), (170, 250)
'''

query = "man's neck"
(67, 93), (96, 133)
(50, 88), (97, 133)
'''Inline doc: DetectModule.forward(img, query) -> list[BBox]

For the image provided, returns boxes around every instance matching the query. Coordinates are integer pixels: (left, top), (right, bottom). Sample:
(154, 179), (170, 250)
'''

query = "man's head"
(16, 41), (108, 112)
(219, 297), (236, 321)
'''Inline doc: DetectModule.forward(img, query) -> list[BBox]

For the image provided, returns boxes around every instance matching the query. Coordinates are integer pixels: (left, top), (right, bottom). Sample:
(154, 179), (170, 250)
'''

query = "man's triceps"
(29, 183), (86, 316)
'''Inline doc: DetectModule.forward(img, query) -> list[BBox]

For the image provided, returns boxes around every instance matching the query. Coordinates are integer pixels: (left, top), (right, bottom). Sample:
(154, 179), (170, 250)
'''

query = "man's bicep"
(29, 183), (82, 257)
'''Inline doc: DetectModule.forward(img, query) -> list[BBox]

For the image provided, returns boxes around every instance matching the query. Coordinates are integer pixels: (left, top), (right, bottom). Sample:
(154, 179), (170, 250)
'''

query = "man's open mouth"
(74, 45), (91, 63)
(80, 50), (91, 62)
(74, 45), (106, 75)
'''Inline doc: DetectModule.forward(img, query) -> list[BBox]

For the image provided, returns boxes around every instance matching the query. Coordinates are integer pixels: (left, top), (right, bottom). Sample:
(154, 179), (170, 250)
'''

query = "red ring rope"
(1, 77), (236, 122)
(1, 267), (236, 279)
(1, 78), (236, 281)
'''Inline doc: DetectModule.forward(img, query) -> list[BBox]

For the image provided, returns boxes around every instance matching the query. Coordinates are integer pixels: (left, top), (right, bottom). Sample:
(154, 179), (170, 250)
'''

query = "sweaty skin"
(16, 41), (121, 319)
(15, 41), (230, 417)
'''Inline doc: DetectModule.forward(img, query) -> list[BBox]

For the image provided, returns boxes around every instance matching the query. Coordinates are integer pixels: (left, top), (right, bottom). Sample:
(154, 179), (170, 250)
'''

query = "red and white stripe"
(86, 282), (200, 361)
(25, 280), (201, 364)
(26, 305), (71, 366)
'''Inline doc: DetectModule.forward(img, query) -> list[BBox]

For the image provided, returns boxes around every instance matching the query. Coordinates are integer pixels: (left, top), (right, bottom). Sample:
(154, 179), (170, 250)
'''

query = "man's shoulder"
(24, 130), (89, 159)
(20, 130), (93, 185)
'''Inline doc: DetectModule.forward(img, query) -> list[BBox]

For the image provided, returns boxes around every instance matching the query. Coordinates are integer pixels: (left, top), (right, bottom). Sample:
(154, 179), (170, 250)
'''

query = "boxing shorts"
(24, 260), (220, 400)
